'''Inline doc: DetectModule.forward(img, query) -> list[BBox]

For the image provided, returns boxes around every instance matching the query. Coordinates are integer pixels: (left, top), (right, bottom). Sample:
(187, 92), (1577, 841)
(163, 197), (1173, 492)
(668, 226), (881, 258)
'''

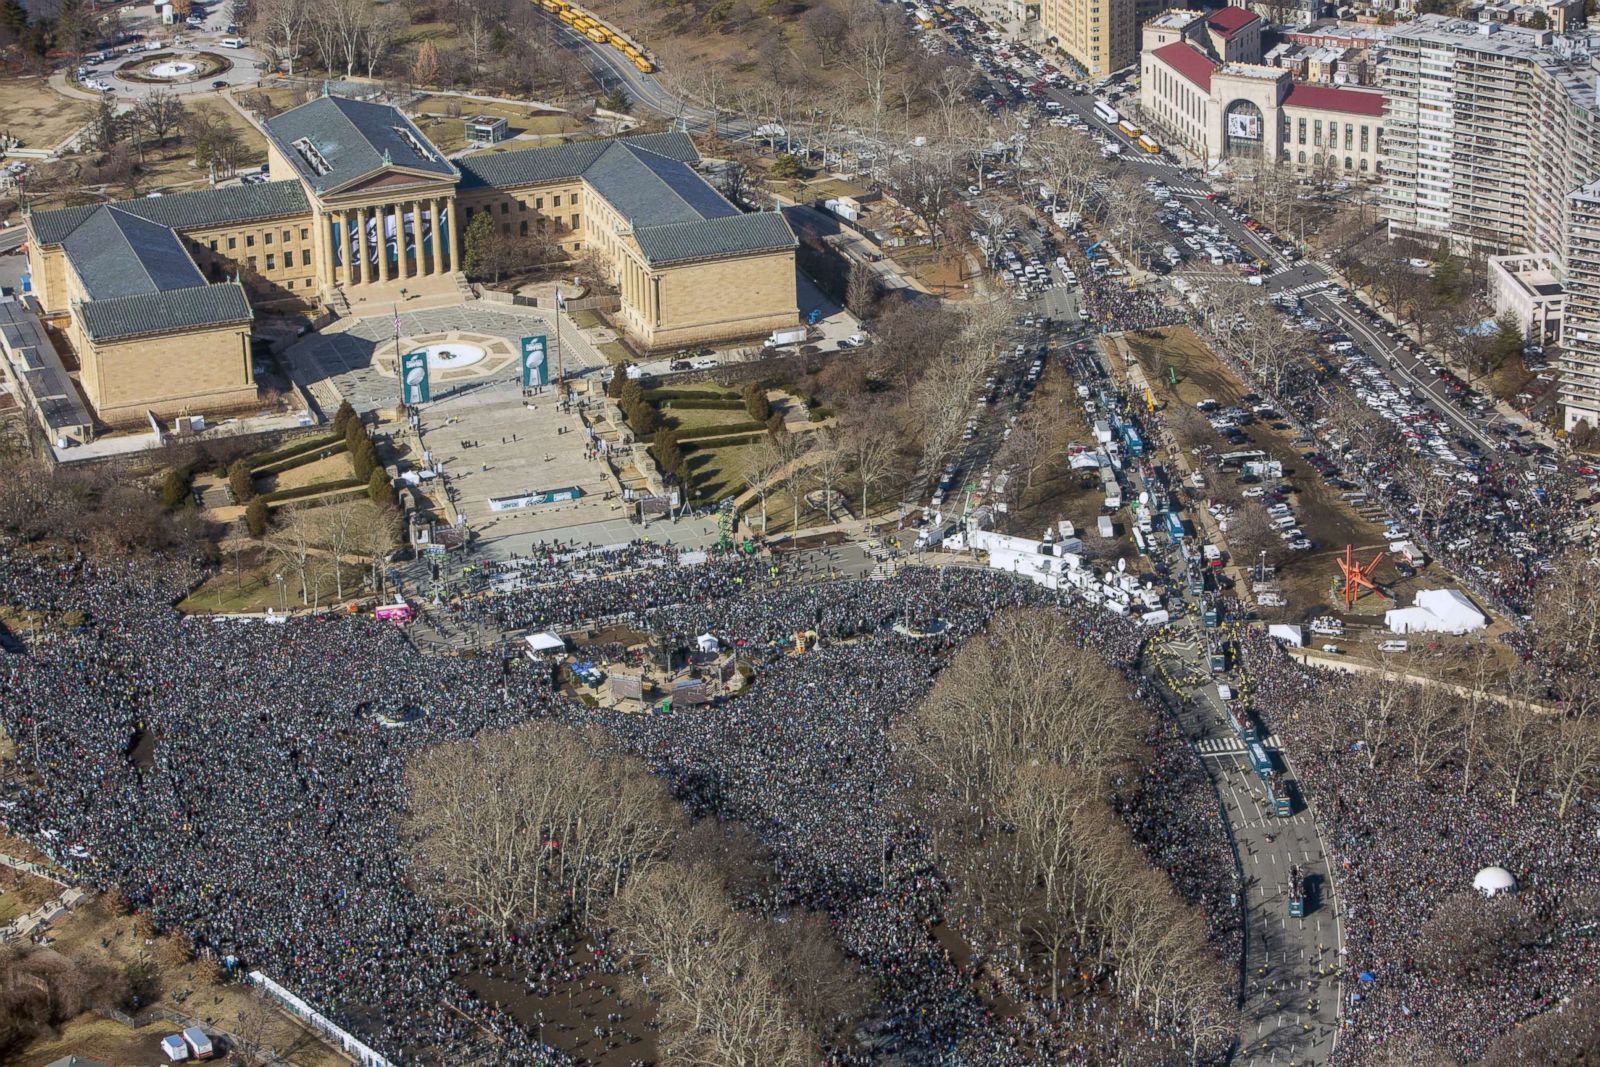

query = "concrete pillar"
(430, 198), (445, 277)
(377, 203), (392, 284)
(321, 210), (336, 291)
(416, 199), (428, 278)
(352, 208), (367, 286)
(442, 198), (458, 273)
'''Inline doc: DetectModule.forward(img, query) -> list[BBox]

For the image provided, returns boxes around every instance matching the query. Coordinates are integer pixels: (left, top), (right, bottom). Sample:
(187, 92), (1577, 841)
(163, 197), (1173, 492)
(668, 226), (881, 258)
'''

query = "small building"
(1488, 252), (1564, 343)
(464, 115), (509, 146)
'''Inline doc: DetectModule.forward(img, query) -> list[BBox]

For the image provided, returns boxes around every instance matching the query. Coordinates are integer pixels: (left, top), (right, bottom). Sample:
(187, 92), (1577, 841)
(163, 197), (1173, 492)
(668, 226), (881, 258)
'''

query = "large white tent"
(1385, 588), (1486, 635)
(524, 631), (566, 654)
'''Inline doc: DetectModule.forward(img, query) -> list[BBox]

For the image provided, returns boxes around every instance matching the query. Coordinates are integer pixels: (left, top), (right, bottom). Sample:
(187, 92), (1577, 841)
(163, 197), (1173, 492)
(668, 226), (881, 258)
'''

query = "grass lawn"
(662, 406), (756, 434)
(570, 309), (604, 329)
(118, 100), (267, 192)
(0, 77), (91, 151)
(685, 442), (757, 508)
(0, 867), (61, 926)
(18, 894), (350, 1067)
(179, 558), (369, 614)
(597, 340), (631, 364)
(260, 452), (355, 493)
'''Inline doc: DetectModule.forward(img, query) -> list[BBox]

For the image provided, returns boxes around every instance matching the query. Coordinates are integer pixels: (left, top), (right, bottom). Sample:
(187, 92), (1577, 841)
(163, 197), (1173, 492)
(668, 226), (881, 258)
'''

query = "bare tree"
(404, 722), (684, 927)
(252, 0), (310, 75)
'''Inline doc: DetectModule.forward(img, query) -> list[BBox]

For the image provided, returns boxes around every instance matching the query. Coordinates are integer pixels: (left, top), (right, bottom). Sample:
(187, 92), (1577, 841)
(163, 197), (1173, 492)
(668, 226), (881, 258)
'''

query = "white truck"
(764, 326), (808, 348)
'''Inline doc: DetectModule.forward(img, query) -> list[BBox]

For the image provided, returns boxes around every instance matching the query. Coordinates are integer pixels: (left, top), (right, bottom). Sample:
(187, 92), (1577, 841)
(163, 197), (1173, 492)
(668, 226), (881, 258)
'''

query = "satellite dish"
(1118, 557), (1127, 573)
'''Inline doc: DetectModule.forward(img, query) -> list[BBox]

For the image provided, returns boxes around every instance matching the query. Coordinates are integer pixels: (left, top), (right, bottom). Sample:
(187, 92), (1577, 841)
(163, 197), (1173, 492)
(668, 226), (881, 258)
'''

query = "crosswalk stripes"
(1169, 185), (1210, 198)
(1196, 735), (1280, 755)
(1276, 280), (1334, 298)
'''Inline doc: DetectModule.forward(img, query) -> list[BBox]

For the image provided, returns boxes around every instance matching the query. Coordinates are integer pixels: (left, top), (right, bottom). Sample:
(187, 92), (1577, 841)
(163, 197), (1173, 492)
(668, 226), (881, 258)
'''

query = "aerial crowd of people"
(1236, 627), (1600, 1065)
(1, 540), (1242, 1065)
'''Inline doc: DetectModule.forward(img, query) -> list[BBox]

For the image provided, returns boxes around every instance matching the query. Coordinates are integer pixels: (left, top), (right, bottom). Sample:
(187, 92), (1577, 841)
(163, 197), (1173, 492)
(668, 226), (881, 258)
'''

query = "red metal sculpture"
(1336, 545), (1385, 611)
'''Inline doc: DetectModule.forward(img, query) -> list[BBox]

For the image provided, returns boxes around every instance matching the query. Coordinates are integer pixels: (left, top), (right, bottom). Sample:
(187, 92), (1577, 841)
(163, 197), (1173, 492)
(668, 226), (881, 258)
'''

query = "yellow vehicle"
(632, 56), (653, 73)
(559, 9), (578, 23)
(584, 26), (606, 41)
(1137, 134), (1161, 154)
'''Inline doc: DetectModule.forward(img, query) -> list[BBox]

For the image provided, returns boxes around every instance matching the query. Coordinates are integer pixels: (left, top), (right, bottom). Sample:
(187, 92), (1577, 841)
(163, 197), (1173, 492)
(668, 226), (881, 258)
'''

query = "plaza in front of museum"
(283, 299), (720, 559)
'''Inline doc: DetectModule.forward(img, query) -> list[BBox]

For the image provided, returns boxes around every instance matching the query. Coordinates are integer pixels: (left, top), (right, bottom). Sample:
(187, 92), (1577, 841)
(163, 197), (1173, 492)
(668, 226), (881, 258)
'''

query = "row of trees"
(893, 610), (1236, 1054)
(403, 722), (866, 1059)
(248, 0), (585, 95)
(1291, 640), (1600, 819)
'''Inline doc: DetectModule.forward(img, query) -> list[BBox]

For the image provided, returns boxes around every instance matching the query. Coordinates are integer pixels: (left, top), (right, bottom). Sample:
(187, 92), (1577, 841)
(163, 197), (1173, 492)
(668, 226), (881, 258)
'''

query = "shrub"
(351, 438), (378, 481)
(259, 478), (364, 504)
(766, 412), (786, 435)
(227, 458), (255, 503)
(629, 402), (661, 438)
(743, 383), (772, 422)
(246, 432), (343, 470)
(158, 469), (192, 511)
(655, 397), (748, 411)
(367, 469), (393, 507)
(252, 441), (349, 477)
(245, 497), (269, 537)
(333, 399), (357, 436)
(620, 381), (643, 409)
(680, 432), (766, 451)
(607, 370), (628, 398)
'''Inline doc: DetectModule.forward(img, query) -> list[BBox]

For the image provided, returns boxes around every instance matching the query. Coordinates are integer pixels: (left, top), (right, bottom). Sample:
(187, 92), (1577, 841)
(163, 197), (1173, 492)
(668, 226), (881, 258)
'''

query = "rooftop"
(1152, 41), (1219, 89)
(1283, 82), (1387, 115)
(263, 96), (459, 194)
(77, 283), (252, 343)
(1207, 6), (1261, 39)
(1219, 61), (1288, 80)
(59, 207), (205, 301)
(1149, 7), (1206, 29)
(29, 182), (310, 246)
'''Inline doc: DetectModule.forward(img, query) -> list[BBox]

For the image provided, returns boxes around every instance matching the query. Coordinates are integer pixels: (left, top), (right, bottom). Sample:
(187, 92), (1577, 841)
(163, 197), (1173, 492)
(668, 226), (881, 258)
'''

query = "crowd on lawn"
(1237, 627), (1600, 1065)
(0, 542), (1238, 1065)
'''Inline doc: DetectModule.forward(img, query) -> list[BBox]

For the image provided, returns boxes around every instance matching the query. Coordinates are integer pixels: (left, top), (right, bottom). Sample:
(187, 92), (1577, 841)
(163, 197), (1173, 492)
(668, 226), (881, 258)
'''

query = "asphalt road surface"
(1144, 625), (1344, 1067)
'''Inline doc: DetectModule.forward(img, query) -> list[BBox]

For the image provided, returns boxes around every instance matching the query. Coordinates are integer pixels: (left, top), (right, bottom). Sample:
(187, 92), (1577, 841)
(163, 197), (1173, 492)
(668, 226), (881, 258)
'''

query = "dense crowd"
(1079, 269), (1188, 335)
(1236, 628), (1600, 1065)
(0, 541), (1239, 1065)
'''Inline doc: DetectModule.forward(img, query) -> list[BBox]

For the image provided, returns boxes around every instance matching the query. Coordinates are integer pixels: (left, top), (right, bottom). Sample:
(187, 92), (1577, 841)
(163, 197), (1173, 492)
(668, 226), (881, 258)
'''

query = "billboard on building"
(1227, 112), (1262, 140)
(401, 350), (431, 405)
(521, 335), (549, 388)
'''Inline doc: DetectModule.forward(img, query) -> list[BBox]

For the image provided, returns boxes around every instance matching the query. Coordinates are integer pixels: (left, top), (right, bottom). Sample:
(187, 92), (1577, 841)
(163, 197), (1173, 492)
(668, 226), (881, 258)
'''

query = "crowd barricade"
(246, 971), (395, 1067)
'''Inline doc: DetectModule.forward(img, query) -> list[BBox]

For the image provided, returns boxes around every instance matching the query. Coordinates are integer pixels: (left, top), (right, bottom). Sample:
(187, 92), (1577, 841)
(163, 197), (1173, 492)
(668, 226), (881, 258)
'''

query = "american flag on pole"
(556, 286), (567, 312)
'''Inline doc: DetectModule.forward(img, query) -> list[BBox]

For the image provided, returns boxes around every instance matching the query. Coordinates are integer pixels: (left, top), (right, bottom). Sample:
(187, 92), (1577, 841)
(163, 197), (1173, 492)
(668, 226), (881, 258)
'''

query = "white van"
(1377, 640), (1409, 653)
(220, 36), (243, 48)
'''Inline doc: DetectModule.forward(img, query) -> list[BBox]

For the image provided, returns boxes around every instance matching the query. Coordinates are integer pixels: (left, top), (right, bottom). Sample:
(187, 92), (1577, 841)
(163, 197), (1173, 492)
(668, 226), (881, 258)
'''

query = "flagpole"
(554, 287), (566, 391)
(393, 304), (403, 406)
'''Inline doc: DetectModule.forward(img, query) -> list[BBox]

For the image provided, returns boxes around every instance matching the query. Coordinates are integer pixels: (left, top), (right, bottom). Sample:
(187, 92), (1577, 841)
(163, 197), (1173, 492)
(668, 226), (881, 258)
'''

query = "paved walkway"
(0, 853), (86, 945)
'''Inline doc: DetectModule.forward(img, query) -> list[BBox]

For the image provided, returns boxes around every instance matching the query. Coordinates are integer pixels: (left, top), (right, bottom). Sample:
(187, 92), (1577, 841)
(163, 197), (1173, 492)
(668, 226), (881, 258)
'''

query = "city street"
(1145, 626), (1343, 1067)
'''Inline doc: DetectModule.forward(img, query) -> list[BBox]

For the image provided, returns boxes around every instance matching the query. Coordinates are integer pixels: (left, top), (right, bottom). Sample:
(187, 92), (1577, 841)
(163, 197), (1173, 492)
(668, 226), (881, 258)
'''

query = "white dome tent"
(1473, 866), (1517, 897)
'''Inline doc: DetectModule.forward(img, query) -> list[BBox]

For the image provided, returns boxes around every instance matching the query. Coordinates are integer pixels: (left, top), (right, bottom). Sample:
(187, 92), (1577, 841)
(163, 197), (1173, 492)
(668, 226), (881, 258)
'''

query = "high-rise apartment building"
(1379, 16), (1600, 258)
(1562, 183), (1600, 429)
(1042, 0), (1136, 78)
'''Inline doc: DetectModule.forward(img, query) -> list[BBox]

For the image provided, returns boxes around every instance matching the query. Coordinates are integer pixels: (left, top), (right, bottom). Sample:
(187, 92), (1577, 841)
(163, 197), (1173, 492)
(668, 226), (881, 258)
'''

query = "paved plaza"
(283, 299), (717, 559)
(411, 380), (719, 558)
(283, 301), (611, 415)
